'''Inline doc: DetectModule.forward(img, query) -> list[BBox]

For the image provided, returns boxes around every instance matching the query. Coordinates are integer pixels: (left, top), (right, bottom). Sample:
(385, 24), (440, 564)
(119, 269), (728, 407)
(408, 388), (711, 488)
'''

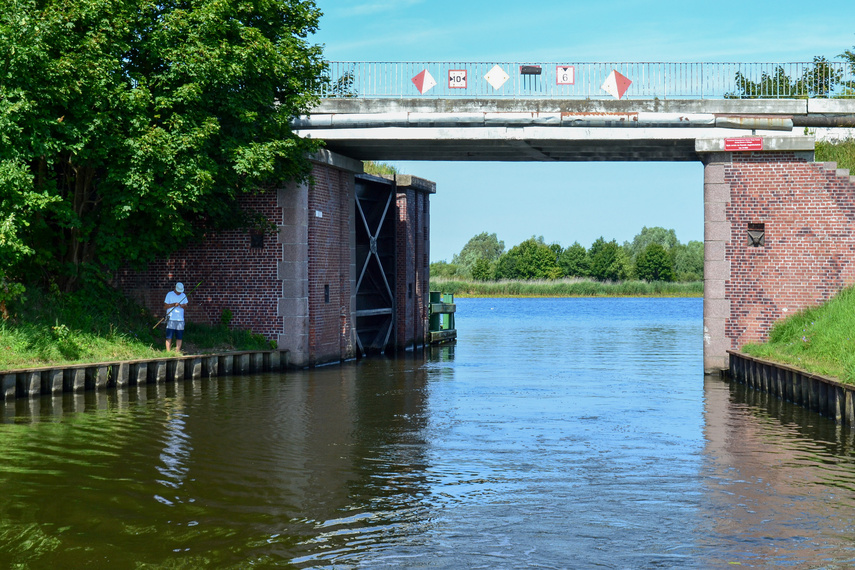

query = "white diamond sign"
(484, 65), (510, 90)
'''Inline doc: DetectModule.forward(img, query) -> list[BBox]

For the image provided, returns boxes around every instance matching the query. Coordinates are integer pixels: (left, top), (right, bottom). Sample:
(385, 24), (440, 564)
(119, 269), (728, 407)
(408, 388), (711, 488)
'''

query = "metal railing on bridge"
(321, 61), (855, 100)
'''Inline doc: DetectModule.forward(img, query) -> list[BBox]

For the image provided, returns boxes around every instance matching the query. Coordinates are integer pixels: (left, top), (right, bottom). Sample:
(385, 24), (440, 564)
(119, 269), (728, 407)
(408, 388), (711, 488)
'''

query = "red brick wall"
(117, 191), (284, 339)
(118, 161), (431, 364)
(308, 164), (355, 364)
(725, 154), (855, 348)
(415, 190), (429, 345)
(396, 189), (414, 348)
(394, 185), (431, 349)
(117, 160), (358, 361)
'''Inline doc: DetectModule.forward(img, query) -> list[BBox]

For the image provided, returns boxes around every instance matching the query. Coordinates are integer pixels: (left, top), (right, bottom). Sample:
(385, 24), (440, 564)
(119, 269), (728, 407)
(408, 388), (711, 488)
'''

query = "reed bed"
(430, 278), (703, 297)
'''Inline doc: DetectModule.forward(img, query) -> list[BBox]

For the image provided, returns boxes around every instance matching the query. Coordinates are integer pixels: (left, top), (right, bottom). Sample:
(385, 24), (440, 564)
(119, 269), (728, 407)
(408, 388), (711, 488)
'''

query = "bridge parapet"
(322, 61), (855, 100)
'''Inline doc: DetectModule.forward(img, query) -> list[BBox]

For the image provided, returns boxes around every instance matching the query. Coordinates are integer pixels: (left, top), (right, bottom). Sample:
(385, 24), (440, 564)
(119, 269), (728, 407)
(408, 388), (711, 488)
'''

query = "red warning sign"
(724, 137), (763, 151)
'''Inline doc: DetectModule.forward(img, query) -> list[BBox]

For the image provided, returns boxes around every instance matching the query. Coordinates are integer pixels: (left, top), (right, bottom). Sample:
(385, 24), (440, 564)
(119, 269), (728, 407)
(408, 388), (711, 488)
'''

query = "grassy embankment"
(741, 285), (855, 384)
(0, 285), (274, 371)
(430, 278), (703, 297)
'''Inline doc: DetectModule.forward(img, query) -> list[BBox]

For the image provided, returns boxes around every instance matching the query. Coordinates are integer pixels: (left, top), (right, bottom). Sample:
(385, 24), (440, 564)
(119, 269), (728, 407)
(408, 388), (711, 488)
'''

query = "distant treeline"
(431, 227), (702, 283)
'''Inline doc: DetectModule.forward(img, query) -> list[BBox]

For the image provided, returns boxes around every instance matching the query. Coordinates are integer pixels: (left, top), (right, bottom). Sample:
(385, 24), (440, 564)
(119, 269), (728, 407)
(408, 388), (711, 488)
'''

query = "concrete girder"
(298, 126), (804, 162)
(309, 98), (817, 116)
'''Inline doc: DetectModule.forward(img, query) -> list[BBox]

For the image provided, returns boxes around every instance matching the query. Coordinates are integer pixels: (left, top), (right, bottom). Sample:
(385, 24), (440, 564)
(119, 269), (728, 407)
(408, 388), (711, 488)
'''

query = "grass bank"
(430, 278), (703, 297)
(0, 284), (274, 371)
(741, 285), (855, 384)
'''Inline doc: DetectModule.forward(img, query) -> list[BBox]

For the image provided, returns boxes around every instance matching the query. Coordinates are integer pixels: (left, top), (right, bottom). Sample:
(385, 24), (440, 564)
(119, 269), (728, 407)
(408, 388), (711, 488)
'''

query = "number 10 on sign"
(556, 65), (575, 85)
(448, 70), (467, 89)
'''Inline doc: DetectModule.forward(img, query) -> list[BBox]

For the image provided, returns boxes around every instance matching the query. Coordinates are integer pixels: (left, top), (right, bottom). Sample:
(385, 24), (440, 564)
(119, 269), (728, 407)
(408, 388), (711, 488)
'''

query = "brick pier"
(700, 138), (855, 372)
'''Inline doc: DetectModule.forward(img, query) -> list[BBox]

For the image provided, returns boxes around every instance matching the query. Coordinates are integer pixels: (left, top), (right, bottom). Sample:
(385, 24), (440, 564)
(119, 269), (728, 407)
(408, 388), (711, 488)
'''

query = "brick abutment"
(117, 152), (433, 367)
(702, 146), (855, 372)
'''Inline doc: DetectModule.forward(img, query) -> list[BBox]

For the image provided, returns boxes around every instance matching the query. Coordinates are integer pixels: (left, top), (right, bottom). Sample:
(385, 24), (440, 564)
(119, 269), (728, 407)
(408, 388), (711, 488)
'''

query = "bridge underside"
(311, 128), (705, 162)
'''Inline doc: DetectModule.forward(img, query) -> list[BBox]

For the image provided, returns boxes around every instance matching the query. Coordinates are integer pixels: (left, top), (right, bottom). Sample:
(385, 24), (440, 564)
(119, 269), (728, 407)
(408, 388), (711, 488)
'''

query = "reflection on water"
(1, 298), (855, 568)
(700, 378), (855, 568)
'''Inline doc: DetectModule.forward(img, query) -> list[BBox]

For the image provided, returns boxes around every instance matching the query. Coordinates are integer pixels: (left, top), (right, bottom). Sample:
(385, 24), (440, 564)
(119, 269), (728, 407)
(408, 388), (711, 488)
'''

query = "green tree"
(671, 240), (704, 281)
(727, 57), (843, 98)
(842, 46), (855, 96)
(451, 232), (505, 277)
(470, 257), (495, 281)
(624, 226), (678, 263)
(429, 261), (464, 279)
(0, 0), (325, 291)
(495, 238), (561, 280)
(588, 237), (629, 282)
(558, 241), (590, 277)
(635, 243), (674, 282)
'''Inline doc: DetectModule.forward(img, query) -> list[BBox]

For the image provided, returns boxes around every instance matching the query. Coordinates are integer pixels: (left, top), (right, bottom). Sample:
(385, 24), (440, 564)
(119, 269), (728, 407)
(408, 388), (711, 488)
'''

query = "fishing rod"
(152, 278), (205, 329)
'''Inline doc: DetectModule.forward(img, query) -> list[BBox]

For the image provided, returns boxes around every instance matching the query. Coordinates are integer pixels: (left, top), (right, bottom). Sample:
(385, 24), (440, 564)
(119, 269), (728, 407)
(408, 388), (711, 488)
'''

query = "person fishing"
(163, 282), (188, 352)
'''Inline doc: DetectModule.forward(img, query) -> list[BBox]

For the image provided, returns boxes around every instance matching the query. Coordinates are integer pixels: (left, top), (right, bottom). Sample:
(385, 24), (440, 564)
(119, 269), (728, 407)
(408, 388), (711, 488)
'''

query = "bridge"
(296, 62), (855, 161)
(293, 61), (855, 372)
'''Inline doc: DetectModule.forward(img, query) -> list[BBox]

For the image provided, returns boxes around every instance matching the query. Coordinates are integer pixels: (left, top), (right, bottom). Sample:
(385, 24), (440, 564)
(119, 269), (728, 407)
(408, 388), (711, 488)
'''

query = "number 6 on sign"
(556, 65), (575, 85)
(448, 69), (467, 89)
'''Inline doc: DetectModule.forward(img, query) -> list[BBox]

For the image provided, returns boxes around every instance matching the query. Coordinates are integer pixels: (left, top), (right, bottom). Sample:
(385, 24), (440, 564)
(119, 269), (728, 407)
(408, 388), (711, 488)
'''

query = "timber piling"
(727, 350), (855, 428)
(1, 349), (289, 402)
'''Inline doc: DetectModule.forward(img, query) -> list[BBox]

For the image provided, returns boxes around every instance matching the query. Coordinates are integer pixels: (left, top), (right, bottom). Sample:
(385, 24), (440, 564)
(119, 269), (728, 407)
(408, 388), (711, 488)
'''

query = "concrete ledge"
(807, 100), (855, 114)
(377, 174), (437, 194)
(696, 135), (816, 153)
(0, 349), (291, 401)
(309, 149), (363, 173)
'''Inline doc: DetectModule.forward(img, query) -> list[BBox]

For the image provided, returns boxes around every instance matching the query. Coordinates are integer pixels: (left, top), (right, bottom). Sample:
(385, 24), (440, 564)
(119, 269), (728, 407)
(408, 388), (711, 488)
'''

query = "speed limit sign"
(448, 69), (467, 89)
(556, 65), (575, 85)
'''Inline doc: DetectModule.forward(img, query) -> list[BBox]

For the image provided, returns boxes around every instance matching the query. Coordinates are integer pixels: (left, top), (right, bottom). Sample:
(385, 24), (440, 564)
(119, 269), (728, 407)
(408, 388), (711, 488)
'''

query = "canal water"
(2, 298), (855, 568)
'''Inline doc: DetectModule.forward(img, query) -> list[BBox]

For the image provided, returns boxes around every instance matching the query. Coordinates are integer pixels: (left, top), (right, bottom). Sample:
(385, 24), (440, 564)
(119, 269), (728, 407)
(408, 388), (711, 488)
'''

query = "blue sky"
(312, 0), (855, 261)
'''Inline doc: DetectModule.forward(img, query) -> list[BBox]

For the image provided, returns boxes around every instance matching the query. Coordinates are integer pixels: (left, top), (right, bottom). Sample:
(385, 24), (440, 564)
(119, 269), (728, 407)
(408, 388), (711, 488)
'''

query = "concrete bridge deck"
(295, 99), (855, 162)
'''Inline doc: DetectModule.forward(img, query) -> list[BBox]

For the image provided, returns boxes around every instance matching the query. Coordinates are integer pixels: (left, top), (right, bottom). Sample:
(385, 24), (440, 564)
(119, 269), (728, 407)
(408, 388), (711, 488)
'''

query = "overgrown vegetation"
(741, 286), (855, 383)
(430, 278), (702, 298)
(816, 139), (855, 172)
(363, 161), (399, 175)
(0, 285), (273, 370)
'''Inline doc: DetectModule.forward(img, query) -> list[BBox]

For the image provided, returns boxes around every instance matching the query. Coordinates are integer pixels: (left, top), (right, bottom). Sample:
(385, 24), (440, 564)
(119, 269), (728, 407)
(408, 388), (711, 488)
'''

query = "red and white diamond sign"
(601, 70), (632, 100)
(411, 69), (437, 94)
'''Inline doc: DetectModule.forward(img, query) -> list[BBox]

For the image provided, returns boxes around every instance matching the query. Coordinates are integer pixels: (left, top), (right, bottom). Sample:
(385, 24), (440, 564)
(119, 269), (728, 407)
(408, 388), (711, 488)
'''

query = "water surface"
(2, 297), (855, 568)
